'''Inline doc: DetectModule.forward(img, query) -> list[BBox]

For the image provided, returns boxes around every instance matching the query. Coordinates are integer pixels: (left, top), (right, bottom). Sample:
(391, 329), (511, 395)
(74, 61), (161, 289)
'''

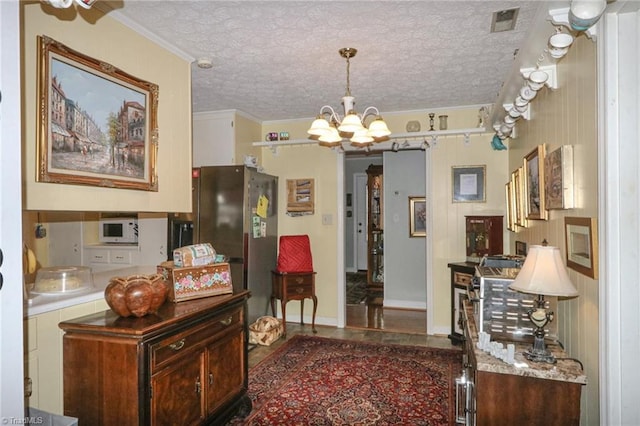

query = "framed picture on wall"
(545, 145), (574, 209)
(565, 216), (598, 278)
(511, 168), (525, 228)
(452, 165), (486, 203)
(36, 35), (159, 191)
(409, 196), (426, 237)
(523, 145), (547, 220)
(505, 182), (514, 231)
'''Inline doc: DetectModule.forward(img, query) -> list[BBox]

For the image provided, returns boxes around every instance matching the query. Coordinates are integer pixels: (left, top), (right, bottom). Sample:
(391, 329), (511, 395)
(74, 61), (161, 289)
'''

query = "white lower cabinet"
(24, 299), (110, 414)
(83, 245), (140, 271)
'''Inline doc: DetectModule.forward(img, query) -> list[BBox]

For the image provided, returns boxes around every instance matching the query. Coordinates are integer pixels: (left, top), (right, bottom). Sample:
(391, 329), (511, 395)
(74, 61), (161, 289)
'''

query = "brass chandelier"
(307, 48), (391, 148)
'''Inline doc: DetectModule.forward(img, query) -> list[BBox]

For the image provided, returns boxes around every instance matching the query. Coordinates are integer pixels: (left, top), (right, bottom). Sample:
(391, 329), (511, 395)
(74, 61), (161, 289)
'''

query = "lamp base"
(523, 334), (557, 364)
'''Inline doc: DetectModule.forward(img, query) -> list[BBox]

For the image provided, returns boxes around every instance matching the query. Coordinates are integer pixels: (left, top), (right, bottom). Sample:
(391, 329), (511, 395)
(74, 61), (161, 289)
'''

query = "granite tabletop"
(464, 301), (587, 385)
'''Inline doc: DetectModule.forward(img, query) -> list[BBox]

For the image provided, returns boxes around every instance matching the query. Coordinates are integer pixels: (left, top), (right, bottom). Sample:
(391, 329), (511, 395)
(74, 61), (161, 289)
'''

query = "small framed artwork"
(452, 165), (486, 203)
(515, 240), (527, 256)
(564, 216), (598, 278)
(512, 167), (527, 228)
(409, 196), (426, 237)
(545, 145), (574, 209)
(36, 36), (159, 191)
(505, 182), (514, 231)
(523, 145), (547, 220)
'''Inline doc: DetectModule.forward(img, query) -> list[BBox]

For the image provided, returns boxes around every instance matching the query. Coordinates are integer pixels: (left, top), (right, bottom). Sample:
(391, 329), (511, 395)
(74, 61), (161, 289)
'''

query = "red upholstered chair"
(271, 235), (317, 337)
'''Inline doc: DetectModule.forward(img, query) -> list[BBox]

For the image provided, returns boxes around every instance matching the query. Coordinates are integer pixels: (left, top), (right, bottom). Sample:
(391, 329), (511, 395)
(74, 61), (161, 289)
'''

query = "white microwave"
(99, 218), (138, 244)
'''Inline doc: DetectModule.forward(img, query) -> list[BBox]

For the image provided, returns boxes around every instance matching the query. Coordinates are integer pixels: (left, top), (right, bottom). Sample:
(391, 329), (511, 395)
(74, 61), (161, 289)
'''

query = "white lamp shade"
(318, 126), (342, 144)
(338, 112), (365, 133)
(308, 118), (331, 137)
(509, 245), (578, 297)
(350, 128), (374, 145)
(367, 117), (391, 138)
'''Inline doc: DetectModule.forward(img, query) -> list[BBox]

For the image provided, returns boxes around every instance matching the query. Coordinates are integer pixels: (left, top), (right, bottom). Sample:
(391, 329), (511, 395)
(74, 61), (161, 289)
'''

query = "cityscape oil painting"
(37, 36), (158, 191)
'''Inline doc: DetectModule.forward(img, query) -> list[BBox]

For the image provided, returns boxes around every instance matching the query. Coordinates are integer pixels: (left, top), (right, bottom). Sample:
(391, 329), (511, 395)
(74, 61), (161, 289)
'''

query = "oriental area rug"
(229, 335), (462, 425)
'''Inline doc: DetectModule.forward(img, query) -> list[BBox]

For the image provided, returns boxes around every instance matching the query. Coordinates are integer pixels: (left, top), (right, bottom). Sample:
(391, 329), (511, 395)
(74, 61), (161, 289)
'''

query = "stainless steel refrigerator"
(167, 165), (278, 323)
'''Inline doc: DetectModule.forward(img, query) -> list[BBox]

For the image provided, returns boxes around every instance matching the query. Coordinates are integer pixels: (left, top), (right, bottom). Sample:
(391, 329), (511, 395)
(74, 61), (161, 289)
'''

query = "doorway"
(343, 152), (428, 334)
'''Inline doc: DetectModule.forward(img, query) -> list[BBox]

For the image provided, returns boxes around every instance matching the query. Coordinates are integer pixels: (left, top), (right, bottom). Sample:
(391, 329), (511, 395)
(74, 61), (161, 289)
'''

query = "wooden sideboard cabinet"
(459, 300), (585, 425)
(59, 291), (251, 425)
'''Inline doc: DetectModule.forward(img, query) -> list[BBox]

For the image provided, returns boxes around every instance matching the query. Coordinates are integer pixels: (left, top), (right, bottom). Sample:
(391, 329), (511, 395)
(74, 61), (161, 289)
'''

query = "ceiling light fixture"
(307, 48), (391, 148)
(42, 0), (97, 9)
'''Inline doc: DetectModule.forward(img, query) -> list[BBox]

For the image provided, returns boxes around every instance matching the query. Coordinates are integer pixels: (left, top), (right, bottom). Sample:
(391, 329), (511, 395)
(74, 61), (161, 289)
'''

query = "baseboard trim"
(383, 299), (427, 310)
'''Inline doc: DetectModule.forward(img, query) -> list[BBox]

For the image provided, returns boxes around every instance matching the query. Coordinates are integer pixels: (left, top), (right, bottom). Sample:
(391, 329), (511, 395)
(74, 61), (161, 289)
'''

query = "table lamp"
(509, 242), (578, 363)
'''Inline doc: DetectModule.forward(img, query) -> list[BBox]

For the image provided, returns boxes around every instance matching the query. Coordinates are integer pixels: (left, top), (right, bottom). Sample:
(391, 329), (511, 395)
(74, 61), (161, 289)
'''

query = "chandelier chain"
(345, 54), (351, 97)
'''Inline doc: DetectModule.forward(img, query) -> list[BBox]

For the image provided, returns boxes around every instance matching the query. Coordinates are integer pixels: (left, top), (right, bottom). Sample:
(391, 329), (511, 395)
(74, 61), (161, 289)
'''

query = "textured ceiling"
(107, 1), (543, 122)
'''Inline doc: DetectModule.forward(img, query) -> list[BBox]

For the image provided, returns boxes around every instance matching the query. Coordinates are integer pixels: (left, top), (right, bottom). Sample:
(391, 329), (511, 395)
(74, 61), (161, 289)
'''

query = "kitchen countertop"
(24, 265), (158, 317)
(464, 301), (587, 385)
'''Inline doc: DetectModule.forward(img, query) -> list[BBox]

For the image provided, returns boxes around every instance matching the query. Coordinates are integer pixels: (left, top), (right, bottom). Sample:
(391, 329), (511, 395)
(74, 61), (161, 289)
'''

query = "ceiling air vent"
(491, 8), (519, 33)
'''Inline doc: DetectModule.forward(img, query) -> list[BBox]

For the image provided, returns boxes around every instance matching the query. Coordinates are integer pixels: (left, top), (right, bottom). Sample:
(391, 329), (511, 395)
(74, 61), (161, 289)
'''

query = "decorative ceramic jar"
(104, 273), (168, 317)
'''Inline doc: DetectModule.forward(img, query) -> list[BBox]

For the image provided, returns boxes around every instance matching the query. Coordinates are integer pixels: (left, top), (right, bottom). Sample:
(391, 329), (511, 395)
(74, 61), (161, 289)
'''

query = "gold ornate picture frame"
(409, 196), (426, 237)
(523, 145), (547, 220)
(36, 35), (159, 191)
(545, 145), (574, 210)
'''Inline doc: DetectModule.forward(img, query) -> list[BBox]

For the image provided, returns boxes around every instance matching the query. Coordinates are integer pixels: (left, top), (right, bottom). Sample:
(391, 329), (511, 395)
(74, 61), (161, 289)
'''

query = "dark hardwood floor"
(346, 303), (427, 334)
(345, 274), (427, 334)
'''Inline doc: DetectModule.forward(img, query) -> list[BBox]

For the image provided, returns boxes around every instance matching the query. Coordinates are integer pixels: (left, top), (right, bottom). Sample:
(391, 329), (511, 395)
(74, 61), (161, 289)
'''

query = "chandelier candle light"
(508, 242), (578, 364)
(307, 48), (391, 148)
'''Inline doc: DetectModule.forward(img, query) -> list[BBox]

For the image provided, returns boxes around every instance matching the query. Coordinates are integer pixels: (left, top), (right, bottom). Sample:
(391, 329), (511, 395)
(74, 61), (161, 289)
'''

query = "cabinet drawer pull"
(169, 339), (185, 351)
(209, 372), (214, 385)
(220, 316), (233, 326)
(295, 277), (304, 284)
(195, 377), (201, 394)
(296, 287), (304, 294)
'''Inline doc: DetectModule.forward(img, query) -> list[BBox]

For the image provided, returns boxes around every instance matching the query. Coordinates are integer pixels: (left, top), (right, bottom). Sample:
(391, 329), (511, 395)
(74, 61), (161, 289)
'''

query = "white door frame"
(0, 0), (25, 417)
(599, 2), (640, 424)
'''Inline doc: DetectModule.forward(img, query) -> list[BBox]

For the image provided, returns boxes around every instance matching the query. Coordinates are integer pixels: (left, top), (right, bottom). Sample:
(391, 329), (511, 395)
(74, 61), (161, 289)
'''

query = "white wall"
(383, 151), (426, 308)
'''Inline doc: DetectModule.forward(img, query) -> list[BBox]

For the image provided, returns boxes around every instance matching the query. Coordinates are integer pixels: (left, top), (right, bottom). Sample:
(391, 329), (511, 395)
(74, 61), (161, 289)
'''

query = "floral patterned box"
(157, 261), (233, 302)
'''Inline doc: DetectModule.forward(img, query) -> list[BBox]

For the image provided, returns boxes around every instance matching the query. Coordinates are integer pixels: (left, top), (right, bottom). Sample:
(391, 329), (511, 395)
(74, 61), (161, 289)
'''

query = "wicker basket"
(249, 316), (283, 346)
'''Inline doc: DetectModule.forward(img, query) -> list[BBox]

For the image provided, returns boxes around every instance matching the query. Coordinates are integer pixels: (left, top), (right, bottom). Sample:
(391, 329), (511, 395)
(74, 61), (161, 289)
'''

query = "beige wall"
(507, 35), (599, 424)
(261, 143), (340, 322)
(22, 3), (192, 213)
(235, 112), (262, 164)
(430, 133), (509, 332)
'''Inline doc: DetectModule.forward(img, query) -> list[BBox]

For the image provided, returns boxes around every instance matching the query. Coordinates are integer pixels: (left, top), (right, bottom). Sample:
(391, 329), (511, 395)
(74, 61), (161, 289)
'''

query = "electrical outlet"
(322, 214), (333, 225)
